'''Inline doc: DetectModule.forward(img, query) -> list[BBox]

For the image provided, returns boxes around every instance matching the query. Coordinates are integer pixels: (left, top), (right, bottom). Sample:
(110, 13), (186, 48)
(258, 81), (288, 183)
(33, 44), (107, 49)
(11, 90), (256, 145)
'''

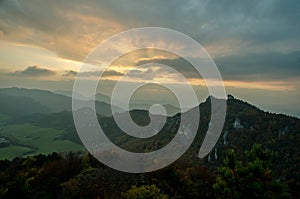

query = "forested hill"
(4, 92), (300, 179)
(0, 90), (299, 198)
(202, 96), (300, 180)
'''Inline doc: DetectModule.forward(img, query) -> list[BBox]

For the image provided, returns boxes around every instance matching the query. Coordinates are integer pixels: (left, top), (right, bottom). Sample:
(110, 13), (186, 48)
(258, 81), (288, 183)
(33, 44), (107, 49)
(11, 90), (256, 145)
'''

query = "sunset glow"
(0, 0), (299, 117)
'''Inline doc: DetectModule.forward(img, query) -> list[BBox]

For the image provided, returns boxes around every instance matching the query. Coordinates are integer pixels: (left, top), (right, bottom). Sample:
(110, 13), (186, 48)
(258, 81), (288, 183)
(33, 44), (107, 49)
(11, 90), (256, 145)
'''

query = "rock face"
(223, 131), (228, 146)
(214, 147), (218, 160)
(227, 94), (235, 100)
(233, 118), (244, 129)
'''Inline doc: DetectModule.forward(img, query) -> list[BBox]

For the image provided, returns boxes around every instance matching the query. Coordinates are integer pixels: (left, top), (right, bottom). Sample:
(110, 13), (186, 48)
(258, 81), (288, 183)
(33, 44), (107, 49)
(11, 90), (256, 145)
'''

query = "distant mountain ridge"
(0, 87), (180, 116)
(0, 87), (71, 113)
(54, 89), (112, 104)
(0, 87), (122, 117)
(0, 93), (50, 117)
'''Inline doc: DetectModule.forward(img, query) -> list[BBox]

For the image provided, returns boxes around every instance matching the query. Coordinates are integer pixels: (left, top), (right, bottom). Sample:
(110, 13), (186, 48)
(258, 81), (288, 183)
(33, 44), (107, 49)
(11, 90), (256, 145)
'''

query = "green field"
(0, 145), (32, 160)
(0, 123), (84, 159)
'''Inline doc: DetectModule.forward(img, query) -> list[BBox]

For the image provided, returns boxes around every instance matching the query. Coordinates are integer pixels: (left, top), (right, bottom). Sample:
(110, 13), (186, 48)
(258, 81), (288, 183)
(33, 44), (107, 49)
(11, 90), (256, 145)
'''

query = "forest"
(0, 144), (298, 199)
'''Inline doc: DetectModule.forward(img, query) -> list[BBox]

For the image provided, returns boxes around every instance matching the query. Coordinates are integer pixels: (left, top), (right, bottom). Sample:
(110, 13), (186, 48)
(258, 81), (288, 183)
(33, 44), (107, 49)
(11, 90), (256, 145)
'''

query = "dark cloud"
(11, 66), (56, 76)
(137, 57), (202, 79)
(127, 68), (155, 80)
(215, 51), (300, 81)
(93, 0), (300, 50)
(75, 69), (124, 78)
(102, 70), (124, 77)
(136, 51), (300, 81)
(63, 70), (77, 76)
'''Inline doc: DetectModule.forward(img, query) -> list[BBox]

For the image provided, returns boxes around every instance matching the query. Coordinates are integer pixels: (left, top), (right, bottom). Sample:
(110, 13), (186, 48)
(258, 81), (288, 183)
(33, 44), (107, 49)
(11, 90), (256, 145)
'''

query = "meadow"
(0, 123), (84, 160)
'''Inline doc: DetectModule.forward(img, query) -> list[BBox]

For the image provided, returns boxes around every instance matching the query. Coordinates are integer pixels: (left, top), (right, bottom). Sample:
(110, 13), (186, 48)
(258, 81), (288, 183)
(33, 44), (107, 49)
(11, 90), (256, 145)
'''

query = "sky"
(0, 0), (299, 117)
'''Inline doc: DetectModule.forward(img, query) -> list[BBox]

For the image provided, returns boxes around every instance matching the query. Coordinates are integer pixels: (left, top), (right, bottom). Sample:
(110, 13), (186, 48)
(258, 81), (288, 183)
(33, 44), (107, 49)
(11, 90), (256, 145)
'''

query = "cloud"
(10, 66), (56, 76)
(136, 57), (201, 79)
(0, 0), (125, 61)
(67, 69), (124, 78)
(102, 70), (124, 77)
(0, 0), (299, 62)
(136, 50), (300, 81)
(63, 70), (77, 76)
(215, 51), (300, 81)
(127, 68), (155, 80)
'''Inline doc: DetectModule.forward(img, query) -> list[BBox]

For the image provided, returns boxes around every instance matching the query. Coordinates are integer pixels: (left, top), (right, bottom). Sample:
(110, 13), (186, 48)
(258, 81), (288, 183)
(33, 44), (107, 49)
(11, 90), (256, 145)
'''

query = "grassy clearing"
(0, 123), (84, 159)
(0, 145), (32, 160)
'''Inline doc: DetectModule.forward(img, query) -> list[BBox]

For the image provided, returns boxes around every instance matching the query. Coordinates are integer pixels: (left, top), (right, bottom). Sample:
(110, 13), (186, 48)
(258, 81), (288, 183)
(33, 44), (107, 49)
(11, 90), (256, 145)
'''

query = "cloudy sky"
(0, 0), (299, 116)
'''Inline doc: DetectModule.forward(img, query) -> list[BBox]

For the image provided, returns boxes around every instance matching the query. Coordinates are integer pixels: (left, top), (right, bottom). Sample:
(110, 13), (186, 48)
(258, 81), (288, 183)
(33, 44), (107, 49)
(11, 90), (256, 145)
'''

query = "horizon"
(0, 0), (299, 117)
(0, 86), (298, 119)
